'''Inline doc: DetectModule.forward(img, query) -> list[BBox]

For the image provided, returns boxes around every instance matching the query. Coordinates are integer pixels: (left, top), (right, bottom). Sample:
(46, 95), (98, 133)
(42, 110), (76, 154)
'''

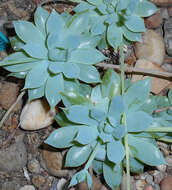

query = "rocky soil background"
(0, 0), (172, 190)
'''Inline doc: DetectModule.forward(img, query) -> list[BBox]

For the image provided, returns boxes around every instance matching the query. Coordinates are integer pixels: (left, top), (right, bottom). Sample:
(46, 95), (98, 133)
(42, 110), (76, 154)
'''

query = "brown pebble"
(32, 175), (45, 189)
(144, 185), (154, 190)
(160, 176), (172, 190)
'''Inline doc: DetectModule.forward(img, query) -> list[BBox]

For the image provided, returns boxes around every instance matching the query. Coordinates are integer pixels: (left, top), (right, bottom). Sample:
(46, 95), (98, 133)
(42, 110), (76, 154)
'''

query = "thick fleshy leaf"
(91, 85), (103, 103)
(87, 0), (102, 5)
(45, 73), (64, 107)
(69, 48), (106, 64)
(127, 111), (153, 132)
(122, 26), (142, 42)
(116, 0), (129, 11)
(24, 61), (49, 89)
(49, 61), (64, 74)
(0, 52), (37, 66)
(101, 69), (121, 99)
(99, 132), (113, 143)
(75, 126), (98, 144)
(135, 0), (158, 17)
(48, 49), (67, 62)
(107, 23), (122, 49)
(23, 43), (48, 59)
(92, 160), (103, 174)
(77, 64), (101, 83)
(78, 35), (101, 49)
(46, 10), (65, 34)
(65, 145), (92, 167)
(168, 89), (172, 105)
(64, 105), (97, 126)
(124, 78), (151, 108)
(112, 125), (126, 140)
(128, 135), (166, 166)
(86, 171), (92, 189)
(63, 35), (80, 49)
(125, 15), (146, 32)
(95, 145), (106, 161)
(34, 6), (49, 36)
(140, 96), (157, 114)
(103, 162), (122, 189)
(13, 21), (44, 44)
(28, 85), (45, 101)
(107, 141), (125, 164)
(63, 62), (80, 79)
(69, 170), (87, 187)
(91, 108), (106, 122)
(91, 21), (106, 35)
(47, 33), (62, 49)
(74, 2), (92, 12)
(8, 71), (27, 79)
(45, 126), (78, 148)
(10, 36), (25, 51)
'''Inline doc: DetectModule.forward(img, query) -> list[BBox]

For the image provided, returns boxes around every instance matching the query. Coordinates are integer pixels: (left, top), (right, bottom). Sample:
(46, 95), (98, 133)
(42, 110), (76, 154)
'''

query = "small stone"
(20, 99), (56, 130)
(154, 184), (160, 190)
(160, 176), (172, 190)
(0, 81), (22, 112)
(135, 179), (147, 190)
(168, 6), (172, 17)
(150, 0), (172, 7)
(156, 165), (167, 172)
(121, 174), (136, 190)
(153, 171), (166, 184)
(135, 30), (165, 66)
(145, 10), (162, 29)
(41, 144), (69, 177)
(28, 159), (40, 174)
(160, 8), (169, 20)
(0, 134), (27, 172)
(165, 156), (172, 166)
(56, 178), (68, 190)
(164, 17), (172, 56)
(144, 185), (154, 190)
(19, 185), (35, 190)
(32, 175), (45, 189)
(162, 63), (172, 73)
(145, 175), (153, 184)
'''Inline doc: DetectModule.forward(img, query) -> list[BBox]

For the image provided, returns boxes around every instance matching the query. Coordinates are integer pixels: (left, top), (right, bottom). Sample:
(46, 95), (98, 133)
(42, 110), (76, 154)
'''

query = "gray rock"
(120, 174), (135, 190)
(0, 181), (21, 190)
(28, 159), (40, 174)
(19, 185), (35, 190)
(145, 174), (153, 185)
(0, 134), (27, 172)
(164, 17), (172, 56)
(160, 8), (169, 20)
(154, 184), (160, 190)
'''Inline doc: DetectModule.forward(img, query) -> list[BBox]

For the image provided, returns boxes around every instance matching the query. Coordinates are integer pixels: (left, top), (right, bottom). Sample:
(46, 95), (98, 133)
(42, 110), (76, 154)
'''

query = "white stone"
(19, 185), (35, 190)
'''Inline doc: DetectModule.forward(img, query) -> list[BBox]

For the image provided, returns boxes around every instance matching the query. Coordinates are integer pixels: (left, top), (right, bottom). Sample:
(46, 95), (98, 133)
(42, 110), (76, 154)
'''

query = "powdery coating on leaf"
(20, 99), (56, 130)
(135, 29), (165, 66)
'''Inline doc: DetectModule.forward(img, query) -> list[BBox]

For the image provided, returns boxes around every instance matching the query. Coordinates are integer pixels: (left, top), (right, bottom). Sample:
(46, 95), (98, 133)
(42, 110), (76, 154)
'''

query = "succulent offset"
(0, 7), (106, 107)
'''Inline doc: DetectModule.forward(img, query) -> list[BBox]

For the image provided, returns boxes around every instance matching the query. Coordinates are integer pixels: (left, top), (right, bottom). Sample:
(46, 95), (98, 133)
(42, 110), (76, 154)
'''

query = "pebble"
(150, 0), (172, 7)
(168, 6), (172, 17)
(153, 171), (166, 184)
(0, 134), (27, 172)
(41, 144), (69, 177)
(160, 176), (172, 190)
(0, 81), (22, 112)
(164, 17), (172, 56)
(165, 156), (172, 166)
(135, 179), (146, 190)
(135, 29), (165, 66)
(154, 184), (160, 190)
(156, 165), (167, 172)
(145, 174), (154, 185)
(120, 174), (136, 190)
(27, 158), (40, 174)
(19, 185), (35, 190)
(144, 185), (154, 190)
(31, 175), (45, 189)
(160, 8), (169, 20)
(20, 99), (56, 130)
(145, 10), (162, 29)
(0, 180), (22, 190)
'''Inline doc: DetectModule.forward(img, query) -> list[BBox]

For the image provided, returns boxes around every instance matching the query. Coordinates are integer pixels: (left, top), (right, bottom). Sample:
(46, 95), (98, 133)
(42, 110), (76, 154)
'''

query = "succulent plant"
(0, 7), (106, 107)
(45, 69), (169, 189)
(73, 0), (158, 49)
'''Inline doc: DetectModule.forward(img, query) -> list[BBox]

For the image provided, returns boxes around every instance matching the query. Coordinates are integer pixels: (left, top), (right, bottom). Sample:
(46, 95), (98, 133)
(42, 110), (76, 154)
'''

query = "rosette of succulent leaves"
(0, 7), (106, 108)
(46, 69), (172, 189)
(73, 0), (158, 49)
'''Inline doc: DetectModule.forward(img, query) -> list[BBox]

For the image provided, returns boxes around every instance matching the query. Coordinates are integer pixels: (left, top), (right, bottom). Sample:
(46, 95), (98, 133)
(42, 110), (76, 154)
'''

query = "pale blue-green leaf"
(91, 85), (102, 103)
(13, 21), (44, 44)
(75, 126), (98, 144)
(103, 162), (122, 189)
(97, 34), (108, 50)
(107, 23), (122, 49)
(107, 141), (125, 163)
(45, 73), (64, 107)
(47, 33), (63, 49)
(116, 0), (129, 11)
(34, 6), (50, 36)
(63, 62), (80, 79)
(63, 35), (80, 49)
(65, 145), (92, 167)
(127, 111), (153, 132)
(112, 125), (126, 140)
(168, 88), (172, 105)
(95, 145), (106, 161)
(28, 85), (45, 101)
(104, 123), (114, 134)
(91, 108), (106, 122)
(45, 126), (78, 148)
(92, 160), (103, 174)
(24, 61), (49, 89)
(23, 43), (48, 59)
(105, 13), (118, 24)
(46, 10), (65, 34)
(69, 170), (86, 187)
(78, 35), (101, 49)
(91, 21), (106, 35)
(97, 4), (107, 14)
(128, 135), (166, 166)
(122, 26), (142, 42)
(87, 0), (102, 6)
(101, 69), (121, 99)
(64, 105), (98, 126)
(10, 36), (25, 51)
(125, 15), (146, 32)
(135, 0), (158, 17)
(49, 61), (64, 74)
(4, 61), (38, 72)
(61, 11), (71, 23)
(48, 49), (67, 62)
(0, 52), (37, 66)
(140, 96), (157, 114)
(74, 2), (92, 12)
(86, 171), (92, 189)
(124, 78), (151, 108)
(77, 64), (101, 83)
(94, 97), (109, 114)
(69, 48), (106, 64)
(99, 132), (113, 143)
(7, 71), (27, 79)
(123, 157), (144, 173)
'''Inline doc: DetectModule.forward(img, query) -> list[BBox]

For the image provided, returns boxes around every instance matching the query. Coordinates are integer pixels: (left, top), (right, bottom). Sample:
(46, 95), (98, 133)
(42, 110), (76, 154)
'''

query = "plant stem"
(158, 137), (172, 143)
(84, 143), (100, 171)
(147, 127), (172, 133)
(120, 43), (130, 190)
